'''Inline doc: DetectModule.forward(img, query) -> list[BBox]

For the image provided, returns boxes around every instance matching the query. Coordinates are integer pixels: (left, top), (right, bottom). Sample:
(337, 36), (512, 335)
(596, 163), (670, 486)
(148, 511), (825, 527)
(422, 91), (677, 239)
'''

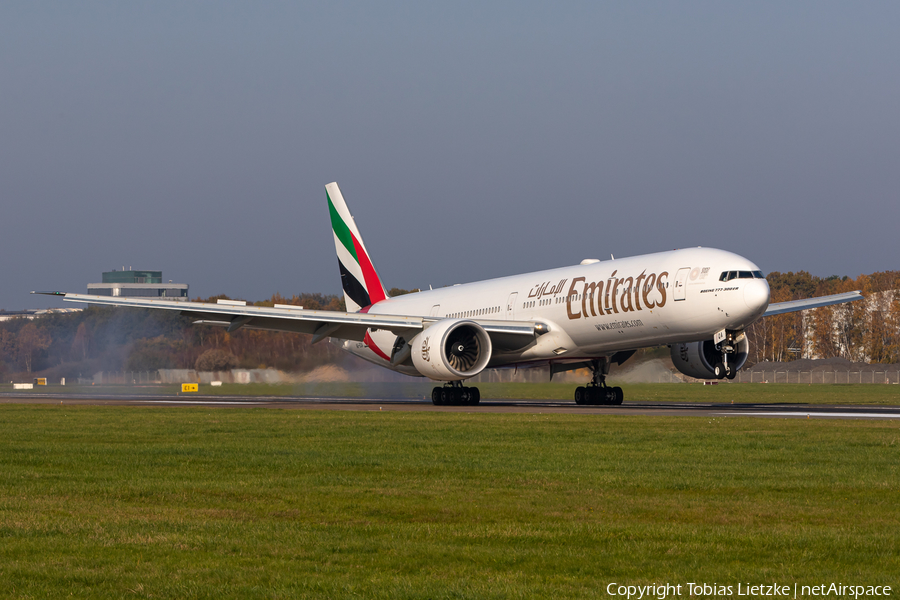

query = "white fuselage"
(339, 247), (770, 375)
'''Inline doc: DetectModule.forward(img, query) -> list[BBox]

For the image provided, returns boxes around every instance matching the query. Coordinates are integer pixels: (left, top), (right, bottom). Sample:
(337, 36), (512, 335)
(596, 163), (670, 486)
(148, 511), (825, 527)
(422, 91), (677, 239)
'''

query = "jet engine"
(670, 336), (749, 380)
(410, 319), (493, 381)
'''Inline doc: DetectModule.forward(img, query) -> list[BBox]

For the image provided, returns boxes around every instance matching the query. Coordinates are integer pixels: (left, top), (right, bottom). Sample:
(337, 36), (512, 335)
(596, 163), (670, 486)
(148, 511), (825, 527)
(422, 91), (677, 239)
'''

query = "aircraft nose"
(744, 279), (770, 314)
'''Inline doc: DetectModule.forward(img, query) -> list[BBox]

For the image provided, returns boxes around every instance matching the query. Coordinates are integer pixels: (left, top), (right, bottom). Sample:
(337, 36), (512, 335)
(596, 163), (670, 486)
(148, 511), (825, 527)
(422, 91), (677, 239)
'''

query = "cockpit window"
(719, 270), (766, 282)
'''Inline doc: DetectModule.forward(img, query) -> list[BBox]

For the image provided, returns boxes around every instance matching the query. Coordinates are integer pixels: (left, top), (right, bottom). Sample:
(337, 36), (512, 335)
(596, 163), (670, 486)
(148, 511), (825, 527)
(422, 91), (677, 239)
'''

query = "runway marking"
(720, 411), (900, 419)
(142, 400), (265, 405)
(5, 393), (899, 420)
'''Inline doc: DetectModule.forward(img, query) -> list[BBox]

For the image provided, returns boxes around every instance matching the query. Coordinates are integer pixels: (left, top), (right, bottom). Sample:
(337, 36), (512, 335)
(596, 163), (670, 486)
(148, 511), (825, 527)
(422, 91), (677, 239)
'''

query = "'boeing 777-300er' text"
(37, 182), (862, 406)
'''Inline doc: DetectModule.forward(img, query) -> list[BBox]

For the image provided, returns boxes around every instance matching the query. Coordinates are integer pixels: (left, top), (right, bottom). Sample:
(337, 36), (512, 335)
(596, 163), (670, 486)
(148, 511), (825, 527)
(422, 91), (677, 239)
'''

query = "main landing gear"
(574, 358), (623, 406)
(431, 381), (481, 406)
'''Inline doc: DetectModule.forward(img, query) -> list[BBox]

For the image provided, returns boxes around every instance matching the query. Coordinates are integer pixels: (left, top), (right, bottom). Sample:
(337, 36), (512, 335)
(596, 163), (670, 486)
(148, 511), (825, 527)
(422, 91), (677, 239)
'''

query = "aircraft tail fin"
(326, 182), (389, 312)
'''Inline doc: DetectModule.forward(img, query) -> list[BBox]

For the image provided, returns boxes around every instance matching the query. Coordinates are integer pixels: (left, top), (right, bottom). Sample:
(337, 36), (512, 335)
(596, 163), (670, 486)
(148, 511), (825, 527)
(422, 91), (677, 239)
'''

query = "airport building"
(0, 308), (83, 322)
(87, 269), (189, 300)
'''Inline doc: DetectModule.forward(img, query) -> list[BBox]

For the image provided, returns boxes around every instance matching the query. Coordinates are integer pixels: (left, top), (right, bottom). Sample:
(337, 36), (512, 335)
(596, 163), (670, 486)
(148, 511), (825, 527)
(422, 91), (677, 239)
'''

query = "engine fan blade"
(447, 329), (480, 371)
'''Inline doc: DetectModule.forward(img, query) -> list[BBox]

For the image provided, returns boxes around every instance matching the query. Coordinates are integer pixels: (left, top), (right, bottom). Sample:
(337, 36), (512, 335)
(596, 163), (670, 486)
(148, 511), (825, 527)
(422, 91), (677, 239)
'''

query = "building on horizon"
(87, 269), (189, 300)
(0, 308), (83, 322)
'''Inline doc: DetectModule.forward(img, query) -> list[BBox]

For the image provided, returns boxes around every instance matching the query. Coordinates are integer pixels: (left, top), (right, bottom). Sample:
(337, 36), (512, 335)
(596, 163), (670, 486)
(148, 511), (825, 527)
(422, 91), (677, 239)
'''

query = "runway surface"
(2, 392), (900, 419)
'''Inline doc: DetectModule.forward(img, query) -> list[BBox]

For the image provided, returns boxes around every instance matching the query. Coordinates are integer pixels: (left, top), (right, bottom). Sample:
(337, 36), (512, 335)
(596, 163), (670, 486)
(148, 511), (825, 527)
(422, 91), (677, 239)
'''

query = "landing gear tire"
(469, 388), (480, 405)
(575, 387), (586, 405)
(726, 366), (736, 380)
(431, 385), (480, 406)
(714, 362), (726, 380)
(612, 386), (624, 405)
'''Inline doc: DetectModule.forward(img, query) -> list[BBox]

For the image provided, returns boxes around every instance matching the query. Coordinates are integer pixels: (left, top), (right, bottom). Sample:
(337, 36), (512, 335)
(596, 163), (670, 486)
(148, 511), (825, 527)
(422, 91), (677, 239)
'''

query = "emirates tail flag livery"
(38, 182), (862, 406)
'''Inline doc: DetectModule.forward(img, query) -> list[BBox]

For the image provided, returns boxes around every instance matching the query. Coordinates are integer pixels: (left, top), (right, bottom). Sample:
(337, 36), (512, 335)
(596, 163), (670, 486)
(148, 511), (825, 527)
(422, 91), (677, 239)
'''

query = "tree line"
(745, 271), (900, 364)
(0, 292), (345, 381)
(1, 275), (897, 382)
(0, 289), (419, 381)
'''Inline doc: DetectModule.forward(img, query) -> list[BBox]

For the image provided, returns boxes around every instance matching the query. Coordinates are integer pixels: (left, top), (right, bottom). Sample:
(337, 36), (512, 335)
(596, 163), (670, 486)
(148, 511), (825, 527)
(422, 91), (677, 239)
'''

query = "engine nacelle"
(410, 319), (493, 381)
(670, 337), (749, 380)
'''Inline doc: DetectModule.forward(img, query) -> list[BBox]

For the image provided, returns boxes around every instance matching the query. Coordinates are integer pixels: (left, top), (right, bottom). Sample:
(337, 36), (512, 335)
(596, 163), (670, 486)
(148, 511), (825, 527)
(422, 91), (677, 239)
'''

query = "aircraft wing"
(33, 292), (541, 346)
(763, 290), (863, 317)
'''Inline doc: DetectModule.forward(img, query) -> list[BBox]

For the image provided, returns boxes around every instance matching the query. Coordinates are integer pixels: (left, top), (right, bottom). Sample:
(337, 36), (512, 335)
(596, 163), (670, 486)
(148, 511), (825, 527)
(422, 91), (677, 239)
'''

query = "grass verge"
(0, 406), (898, 598)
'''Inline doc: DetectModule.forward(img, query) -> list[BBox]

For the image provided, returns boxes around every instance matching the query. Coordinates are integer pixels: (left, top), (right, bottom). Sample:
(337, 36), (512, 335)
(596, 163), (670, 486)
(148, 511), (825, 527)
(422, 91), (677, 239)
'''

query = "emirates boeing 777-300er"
(37, 182), (862, 406)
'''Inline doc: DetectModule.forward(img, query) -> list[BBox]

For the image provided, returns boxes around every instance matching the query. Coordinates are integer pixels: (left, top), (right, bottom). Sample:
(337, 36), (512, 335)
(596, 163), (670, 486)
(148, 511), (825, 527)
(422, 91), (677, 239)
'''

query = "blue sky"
(2, 2), (898, 310)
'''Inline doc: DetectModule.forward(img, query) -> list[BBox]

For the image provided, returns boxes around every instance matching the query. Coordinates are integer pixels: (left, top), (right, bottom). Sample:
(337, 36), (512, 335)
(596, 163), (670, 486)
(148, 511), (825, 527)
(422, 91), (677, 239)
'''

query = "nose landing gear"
(713, 330), (741, 380)
(574, 358), (623, 405)
(713, 361), (734, 380)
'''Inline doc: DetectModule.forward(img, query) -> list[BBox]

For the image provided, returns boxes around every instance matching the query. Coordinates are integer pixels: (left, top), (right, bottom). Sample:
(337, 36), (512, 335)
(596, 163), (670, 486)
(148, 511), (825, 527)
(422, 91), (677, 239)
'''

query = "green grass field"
(4, 380), (900, 405)
(1, 405), (898, 598)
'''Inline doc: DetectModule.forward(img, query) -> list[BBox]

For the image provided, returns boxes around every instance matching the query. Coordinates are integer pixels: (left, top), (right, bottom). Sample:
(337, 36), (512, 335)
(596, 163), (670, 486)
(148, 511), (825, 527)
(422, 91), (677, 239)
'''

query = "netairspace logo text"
(605, 582), (893, 599)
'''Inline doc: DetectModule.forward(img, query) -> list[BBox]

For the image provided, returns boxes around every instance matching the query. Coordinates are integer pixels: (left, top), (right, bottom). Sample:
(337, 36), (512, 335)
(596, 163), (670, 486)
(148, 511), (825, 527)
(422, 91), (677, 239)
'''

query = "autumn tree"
(745, 270), (900, 364)
(746, 276), (805, 362)
(16, 322), (52, 373)
(802, 272), (900, 363)
(125, 337), (182, 371)
(887, 291), (900, 363)
(0, 329), (17, 373)
(388, 288), (420, 297)
(71, 322), (92, 360)
(195, 349), (238, 372)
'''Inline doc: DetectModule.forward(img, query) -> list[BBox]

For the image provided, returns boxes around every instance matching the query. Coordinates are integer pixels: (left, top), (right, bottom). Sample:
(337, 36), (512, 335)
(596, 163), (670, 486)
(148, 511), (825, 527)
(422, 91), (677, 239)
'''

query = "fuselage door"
(673, 267), (691, 301)
(506, 292), (518, 320)
(430, 304), (441, 317)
